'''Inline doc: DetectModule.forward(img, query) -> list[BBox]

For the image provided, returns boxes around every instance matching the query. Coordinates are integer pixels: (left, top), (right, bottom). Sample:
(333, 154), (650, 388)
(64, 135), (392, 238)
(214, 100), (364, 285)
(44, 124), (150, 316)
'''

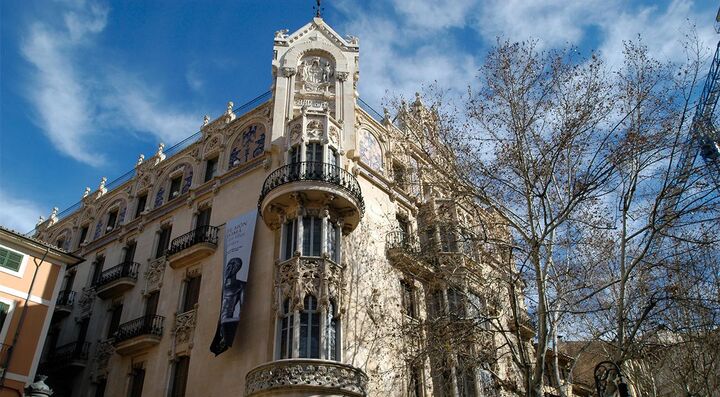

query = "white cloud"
(0, 191), (45, 233)
(20, 0), (199, 166)
(390, 0), (475, 31)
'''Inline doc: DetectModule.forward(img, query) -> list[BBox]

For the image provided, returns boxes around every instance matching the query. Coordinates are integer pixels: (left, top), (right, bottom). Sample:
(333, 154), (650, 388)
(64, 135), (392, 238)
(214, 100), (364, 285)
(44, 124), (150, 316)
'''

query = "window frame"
(105, 208), (119, 234)
(135, 193), (148, 219)
(278, 298), (294, 359)
(0, 296), (16, 343)
(0, 244), (28, 277)
(299, 295), (320, 359)
(168, 176), (183, 200)
(169, 356), (190, 397)
(204, 156), (219, 183)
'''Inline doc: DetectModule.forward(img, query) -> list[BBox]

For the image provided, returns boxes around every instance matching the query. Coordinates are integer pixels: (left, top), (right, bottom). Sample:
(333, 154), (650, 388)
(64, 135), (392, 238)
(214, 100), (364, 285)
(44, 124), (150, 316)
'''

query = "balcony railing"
(93, 262), (139, 288)
(114, 315), (164, 344)
(259, 161), (365, 214)
(167, 225), (219, 256)
(56, 290), (75, 307)
(45, 341), (90, 365)
(386, 231), (421, 254)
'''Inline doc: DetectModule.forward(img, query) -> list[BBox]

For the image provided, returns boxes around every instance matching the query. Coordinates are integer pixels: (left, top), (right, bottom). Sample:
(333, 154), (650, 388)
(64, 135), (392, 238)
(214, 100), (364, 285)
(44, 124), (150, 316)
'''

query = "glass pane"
(312, 218), (321, 256)
(302, 218), (311, 256)
(284, 220), (295, 260)
(299, 311), (308, 357)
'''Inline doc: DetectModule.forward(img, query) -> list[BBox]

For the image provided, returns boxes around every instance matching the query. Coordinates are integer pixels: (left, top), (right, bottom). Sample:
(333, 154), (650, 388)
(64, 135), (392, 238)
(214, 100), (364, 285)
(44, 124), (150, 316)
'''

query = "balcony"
(94, 262), (139, 299)
(113, 314), (164, 356)
(259, 162), (365, 233)
(245, 359), (368, 397)
(385, 231), (436, 278)
(41, 341), (90, 372)
(54, 290), (75, 317)
(167, 225), (219, 269)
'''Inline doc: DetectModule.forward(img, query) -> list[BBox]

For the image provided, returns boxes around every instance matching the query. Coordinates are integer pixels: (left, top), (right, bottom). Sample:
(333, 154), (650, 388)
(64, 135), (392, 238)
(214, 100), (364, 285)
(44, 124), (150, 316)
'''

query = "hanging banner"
(210, 210), (257, 356)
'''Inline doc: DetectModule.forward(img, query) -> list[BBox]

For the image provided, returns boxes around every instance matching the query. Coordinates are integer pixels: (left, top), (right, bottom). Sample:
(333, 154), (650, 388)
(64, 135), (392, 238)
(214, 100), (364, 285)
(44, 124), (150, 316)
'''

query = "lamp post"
(594, 361), (630, 397)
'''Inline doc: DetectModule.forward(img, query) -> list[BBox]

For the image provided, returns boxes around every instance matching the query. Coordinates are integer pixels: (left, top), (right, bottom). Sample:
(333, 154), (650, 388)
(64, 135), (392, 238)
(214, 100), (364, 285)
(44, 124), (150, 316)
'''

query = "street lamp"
(594, 361), (630, 397)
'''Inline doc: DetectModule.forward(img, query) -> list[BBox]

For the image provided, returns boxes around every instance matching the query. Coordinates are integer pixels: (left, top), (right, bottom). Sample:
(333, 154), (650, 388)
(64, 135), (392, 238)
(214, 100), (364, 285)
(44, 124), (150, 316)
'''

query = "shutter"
(0, 248), (23, 272)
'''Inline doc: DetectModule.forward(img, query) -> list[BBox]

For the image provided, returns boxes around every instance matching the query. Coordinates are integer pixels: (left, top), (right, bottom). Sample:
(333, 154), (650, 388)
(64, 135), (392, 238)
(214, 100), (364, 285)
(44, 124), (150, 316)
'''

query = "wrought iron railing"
(56, 290), (76, 307)
(45, 341), (90, 365)
(113, 314), (164, 344)
(93, 262), (139, 288)
(386, 231), (421, 254)
(167, 225), (219, 256)
(259, 161), (365, 214)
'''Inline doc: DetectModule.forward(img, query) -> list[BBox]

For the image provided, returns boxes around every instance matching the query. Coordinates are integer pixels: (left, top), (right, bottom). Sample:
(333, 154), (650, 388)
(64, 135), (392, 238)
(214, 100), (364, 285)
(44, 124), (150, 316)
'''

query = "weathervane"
(314, 0), (323, 18)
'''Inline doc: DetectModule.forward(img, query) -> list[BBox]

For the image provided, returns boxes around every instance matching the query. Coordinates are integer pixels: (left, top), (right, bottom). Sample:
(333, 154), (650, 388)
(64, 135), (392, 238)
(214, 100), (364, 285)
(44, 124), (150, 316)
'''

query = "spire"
(314, 0), (322, 18)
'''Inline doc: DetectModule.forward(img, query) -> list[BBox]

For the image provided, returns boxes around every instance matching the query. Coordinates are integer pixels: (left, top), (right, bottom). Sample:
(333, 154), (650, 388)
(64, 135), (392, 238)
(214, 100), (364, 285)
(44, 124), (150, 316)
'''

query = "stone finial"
(98, 177), (107, 191)
(50, 207), (58, 219)
(83, 187), (91, 198)
(155, 143), (166, 163)
(346, 35), (359, 45)
(36, 216), (45, 226)
(414, 92), (423, 107)
(274, 29), (289, 40)
(225, 101), (236, 123)
(383, 107), (391, 124)
(203, 114), (210, 126)
(137, 154), (145, 166)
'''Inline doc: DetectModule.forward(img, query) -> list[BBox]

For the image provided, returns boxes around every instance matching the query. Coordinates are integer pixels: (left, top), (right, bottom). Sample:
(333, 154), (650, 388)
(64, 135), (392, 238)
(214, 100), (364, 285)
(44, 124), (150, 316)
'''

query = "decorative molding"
(174, 309), (197, 344)
(245, 359), (368, 397)
(145, 257), (167, 291)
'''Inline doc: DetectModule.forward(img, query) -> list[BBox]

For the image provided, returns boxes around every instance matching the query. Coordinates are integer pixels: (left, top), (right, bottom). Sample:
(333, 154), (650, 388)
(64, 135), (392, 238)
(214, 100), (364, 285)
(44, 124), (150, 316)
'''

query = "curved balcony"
(167, 225), (219, 269)
(54, 290), (75, 318)
(41, 341), (90, 373)
(113, 314), (164, 356)
(259, 162), (365, 233)
(245, 359), (368, 397)
(94, 262), (139, 299)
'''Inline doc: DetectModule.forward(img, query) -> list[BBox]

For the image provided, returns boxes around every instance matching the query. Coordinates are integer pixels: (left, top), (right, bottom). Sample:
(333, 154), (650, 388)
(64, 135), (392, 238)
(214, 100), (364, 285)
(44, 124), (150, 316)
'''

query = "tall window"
(0, 302), (10, 335)
(145, 291), (159, 316)
(170, 356), (190, 397)
(401, 280), (417, 319)
(107, 304), (123, 338)
(327, 221), (338, 262)
(196, 207), (212, 229)
(283, 218), (298, 260)
(302, 217), (322, 257)
(439, 224), (456, 252)
(306, 142), (323, 177)
(409, 365), (424, 397)
(123, 242), (136, 263)
(106, 209), (118, 233)
(299, 295), (320, 358)
(447, 288), (467, 319)
(91, 256), (105, 285)
(56, 237), (66, 250)
(135, 193), (147, 218)
(326, 299), (339, 361)
(428, 289), (444, 319)
(128, 366), (145, 397)
(0, 247), (23, 272)
(169, 176), (182, 199)
(79, 225), (89, 246)
(393, 162), (407, 190)
(156, 226), (172, 258)
(204, 156), (218, 183)
(94, 378), (107, 397)
(279, 299), (294, 359)
(182, 276), (201, 313)
(457, 354), (477, 397)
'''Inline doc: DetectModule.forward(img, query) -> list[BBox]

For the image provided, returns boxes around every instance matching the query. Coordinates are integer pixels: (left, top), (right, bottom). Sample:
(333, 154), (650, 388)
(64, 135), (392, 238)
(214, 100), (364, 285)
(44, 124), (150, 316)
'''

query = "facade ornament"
(94, 340), (115, 371)
(383, 108), (392, 125)
(24, 375), (54, 397)
(156, 143), (166, 163)
(274, 29), (289, 40)
(281, 66), (296, 78)
(345, 35), (359, 46)
(49, 207), (59, 224)
(36, 216), (45, 226)
(96, 177), (107, 198)
(145, 257), (167, 291)
(301, 104), (309, 117)
(136, 154), (144, 166)
(335, 71), (349, 82)
(174, 309), (198, 344)
(203, 114), (210, 127)
(225, 101), (236, 123)
(83, 187), (91, 198)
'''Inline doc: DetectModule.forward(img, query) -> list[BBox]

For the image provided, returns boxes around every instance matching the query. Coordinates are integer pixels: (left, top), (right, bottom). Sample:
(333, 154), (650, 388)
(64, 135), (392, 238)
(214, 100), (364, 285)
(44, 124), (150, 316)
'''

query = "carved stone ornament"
(145, 257), (167, 291)
(275, 257), (344, 311)
(78, 287), (96, 316)
(335, 71), (349, 82)
(298, 56), (334, 93)
(174, 309), (197, 344)
(329, 126), (339, 145)
(282, 66), (297, 78)
(289, 123), (302, 144)
(306, 120), (323, 140)
(94, 340), (115, 371)
(245, 360), (368, 397)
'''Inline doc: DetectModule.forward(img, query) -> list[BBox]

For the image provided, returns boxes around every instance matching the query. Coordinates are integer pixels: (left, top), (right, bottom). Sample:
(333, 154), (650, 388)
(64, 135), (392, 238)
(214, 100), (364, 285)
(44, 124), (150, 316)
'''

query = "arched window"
(279, 298), (294, 359)
(299, 295), (320, 358)
(326, 299), (339, 361)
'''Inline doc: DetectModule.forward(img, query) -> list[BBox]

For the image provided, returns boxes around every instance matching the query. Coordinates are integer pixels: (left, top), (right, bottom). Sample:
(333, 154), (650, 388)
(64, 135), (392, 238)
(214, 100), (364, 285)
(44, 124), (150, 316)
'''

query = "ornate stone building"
(31, 15), (537, 397)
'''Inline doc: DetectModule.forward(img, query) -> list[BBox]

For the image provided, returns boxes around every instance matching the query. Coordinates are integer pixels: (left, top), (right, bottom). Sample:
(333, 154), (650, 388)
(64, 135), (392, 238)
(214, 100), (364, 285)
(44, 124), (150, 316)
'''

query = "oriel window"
(302, 216), (322, 257)
(299, 295), (320, 358)
(279, 299), (294, 359)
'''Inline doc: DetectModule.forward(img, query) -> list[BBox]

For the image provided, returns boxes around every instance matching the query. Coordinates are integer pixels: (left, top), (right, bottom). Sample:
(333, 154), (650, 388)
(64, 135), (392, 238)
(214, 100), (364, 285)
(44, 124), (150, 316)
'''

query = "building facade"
(33, 16), (533, 397)
(0, 226), (82, 396)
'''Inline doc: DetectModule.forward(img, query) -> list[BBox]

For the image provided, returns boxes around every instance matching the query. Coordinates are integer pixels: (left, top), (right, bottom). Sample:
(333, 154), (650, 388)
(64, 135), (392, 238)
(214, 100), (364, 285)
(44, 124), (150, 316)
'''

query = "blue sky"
(0, 0), (716, 232)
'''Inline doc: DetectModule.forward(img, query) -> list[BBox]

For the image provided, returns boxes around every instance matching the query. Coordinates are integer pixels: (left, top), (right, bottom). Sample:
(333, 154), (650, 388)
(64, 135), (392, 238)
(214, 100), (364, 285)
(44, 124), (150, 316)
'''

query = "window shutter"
(0, 248), (23, 272)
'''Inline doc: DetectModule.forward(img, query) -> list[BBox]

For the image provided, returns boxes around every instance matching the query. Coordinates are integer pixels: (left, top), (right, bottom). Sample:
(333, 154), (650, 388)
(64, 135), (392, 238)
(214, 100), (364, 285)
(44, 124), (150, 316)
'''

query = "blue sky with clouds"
(0, 0), (716, 232)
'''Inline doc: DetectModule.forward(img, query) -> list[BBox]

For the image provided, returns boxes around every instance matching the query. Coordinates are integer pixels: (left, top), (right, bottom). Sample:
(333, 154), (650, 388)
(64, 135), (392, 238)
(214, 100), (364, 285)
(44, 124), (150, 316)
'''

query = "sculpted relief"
(298, 55), (334, 93)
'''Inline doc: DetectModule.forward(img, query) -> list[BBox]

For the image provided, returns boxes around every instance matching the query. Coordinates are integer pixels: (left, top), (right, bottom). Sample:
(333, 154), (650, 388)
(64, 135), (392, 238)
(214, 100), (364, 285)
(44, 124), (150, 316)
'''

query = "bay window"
(282, 215), (340, 260)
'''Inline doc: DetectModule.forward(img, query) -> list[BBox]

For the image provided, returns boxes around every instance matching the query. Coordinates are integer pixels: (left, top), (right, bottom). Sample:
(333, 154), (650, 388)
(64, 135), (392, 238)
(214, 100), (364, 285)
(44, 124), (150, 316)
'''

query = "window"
(439, 224), (457, 252)
(91, 256), (105, 285)
(107, 304), (123, 338)
(94, 379), (107, 397)
(302, 216), (322, 257)
(204, 157), (218, 182)
(56, 238), (65, 250)
(123, 242), (137, 263)
(393, 162), (407, 190)
(327, 221), (338, 262)
(77, 317), (90, 345)
(428, 289), (444, 319)
(128, 366), (145, 397)
(299, 295), (320, 358)
(106, 209), (118, 233)
(196, 207), (212, 229)
(279, 299), (294, 359)
(79, 225), (89, 246)
(401, 280), (417, 319)
(283, 219), (298, 260)
(182, 276), (201, 313)
(0, 247), (23, 272)
(0, 301), (11, 339)
(326, 299), (339, 361)
(135, 193), (147, 218)
(145, 291), (159, 316)
(409, 365), (424, 397)
(169, 176), (182, 199)
(457, 355), (477, 397)
(306, 142), (323, 177)
(447, 288), (467, 318)
(170, 356), (190, 397)
(156, 226), (172, 258)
